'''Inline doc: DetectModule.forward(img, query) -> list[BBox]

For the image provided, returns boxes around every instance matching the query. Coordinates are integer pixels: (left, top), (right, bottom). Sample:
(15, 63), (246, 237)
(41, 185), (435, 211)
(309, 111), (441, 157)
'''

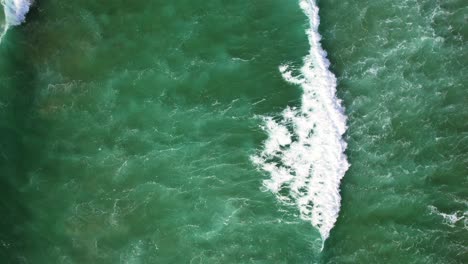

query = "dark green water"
(0, 0), (466, 263)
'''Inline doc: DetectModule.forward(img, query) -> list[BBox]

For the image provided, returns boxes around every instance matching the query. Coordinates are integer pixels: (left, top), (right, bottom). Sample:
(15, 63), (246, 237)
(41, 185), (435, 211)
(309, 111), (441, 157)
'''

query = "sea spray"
(0, 0), (32, 41)
(252, 0), (349, 245)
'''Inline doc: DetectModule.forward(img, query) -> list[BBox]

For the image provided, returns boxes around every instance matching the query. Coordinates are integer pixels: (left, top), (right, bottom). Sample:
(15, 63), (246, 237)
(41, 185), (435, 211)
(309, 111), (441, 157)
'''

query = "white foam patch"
(2, 0), (31, 26)
(252, 0), (349, 245)
(0, 0), (31, 41)
(428, 205), (466, 228)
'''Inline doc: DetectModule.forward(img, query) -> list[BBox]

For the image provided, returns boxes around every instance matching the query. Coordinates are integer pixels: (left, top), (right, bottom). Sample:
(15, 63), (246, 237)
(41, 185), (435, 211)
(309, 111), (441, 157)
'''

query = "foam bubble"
(252, 0), (349, 244)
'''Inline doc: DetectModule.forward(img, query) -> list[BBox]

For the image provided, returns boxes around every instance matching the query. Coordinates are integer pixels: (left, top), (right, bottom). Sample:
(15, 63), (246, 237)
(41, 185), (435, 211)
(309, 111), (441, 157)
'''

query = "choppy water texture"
(0, 0), (467, 263)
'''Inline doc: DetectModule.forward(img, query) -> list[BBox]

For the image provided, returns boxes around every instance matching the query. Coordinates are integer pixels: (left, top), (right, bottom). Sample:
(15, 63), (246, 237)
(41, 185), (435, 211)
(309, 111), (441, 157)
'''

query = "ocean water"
(0, 0), (466, 263)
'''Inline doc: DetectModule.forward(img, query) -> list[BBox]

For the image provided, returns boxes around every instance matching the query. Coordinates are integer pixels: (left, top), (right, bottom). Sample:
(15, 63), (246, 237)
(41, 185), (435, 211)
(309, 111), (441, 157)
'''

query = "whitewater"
(0, 0), (31, 42)
(253, 0), (349, 245)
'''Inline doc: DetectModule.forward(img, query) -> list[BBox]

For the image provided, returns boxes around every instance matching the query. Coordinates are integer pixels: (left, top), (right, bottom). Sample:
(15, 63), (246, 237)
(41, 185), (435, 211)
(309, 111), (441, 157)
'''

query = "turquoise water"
(0, 0), (466, 263)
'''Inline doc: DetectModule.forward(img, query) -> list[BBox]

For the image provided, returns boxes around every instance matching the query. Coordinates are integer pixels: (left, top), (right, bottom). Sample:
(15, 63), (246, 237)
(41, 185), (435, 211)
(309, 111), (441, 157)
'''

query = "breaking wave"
(252, 0), (349, 246)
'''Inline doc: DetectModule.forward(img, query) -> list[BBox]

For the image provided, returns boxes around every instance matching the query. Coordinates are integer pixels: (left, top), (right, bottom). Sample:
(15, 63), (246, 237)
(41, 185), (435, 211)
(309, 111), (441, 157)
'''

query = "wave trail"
(0, 0), (32, 41)
(252, 0), (349, 246)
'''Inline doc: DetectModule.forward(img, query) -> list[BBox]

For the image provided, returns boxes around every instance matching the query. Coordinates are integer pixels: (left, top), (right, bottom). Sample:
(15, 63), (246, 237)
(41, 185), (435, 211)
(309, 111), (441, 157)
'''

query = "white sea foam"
(0, 0), (32, 41)
(252, 0), (349, 245)
(428, 205), (466, 228)
(2, 0), (31, 26)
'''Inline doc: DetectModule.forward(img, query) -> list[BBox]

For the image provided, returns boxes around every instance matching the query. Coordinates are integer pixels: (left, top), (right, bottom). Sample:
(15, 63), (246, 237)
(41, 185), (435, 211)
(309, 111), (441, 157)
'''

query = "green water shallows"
(0, 1), (319, 263)
(0, 0), (466, 263)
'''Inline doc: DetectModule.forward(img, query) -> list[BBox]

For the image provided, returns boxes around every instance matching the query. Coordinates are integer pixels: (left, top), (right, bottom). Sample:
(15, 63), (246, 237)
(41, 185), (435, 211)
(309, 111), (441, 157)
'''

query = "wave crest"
(252, 0), (349, 245)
